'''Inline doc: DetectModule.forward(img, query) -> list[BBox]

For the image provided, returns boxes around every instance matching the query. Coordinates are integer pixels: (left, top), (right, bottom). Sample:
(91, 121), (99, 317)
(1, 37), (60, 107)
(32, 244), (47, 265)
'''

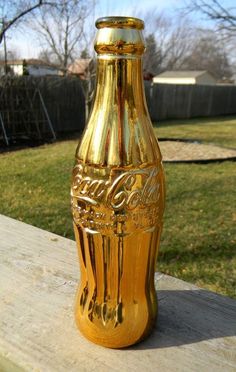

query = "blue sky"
(95, 0), (236, 18)
(95, 0), (178, 17)
(1, 0), (182, 58)
(1, 0), (236, 59)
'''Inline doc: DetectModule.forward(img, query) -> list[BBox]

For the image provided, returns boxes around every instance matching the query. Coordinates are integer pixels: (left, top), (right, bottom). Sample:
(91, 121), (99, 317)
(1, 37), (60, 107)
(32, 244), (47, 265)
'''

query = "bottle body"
(71, 17), (165, 348)
(71, 162), (164, 348)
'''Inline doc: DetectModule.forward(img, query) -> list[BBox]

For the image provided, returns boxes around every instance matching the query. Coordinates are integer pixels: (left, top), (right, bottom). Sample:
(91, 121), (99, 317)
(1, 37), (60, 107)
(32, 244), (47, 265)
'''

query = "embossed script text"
(72, 164), (160, 211)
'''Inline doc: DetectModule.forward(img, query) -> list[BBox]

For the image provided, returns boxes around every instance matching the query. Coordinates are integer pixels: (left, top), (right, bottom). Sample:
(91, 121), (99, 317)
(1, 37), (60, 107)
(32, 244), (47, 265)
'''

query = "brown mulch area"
(159, 141), (236, 162)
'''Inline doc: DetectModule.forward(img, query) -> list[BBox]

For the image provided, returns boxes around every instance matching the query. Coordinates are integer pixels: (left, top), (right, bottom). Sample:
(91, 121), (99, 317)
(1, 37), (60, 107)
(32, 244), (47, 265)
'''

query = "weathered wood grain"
(0, 214), (236, 372)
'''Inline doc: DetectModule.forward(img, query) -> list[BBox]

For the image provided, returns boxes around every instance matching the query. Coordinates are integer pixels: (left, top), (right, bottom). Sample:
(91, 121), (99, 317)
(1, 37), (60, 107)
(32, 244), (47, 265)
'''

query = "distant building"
(0, 59), (63, 77)
(153, 70), (217, 85)
(67, 59), (95, 79)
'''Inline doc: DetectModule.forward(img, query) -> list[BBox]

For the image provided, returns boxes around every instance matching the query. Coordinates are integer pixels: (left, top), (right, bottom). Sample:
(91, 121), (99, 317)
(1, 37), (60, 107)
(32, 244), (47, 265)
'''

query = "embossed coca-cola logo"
(72, 164), (160, 211)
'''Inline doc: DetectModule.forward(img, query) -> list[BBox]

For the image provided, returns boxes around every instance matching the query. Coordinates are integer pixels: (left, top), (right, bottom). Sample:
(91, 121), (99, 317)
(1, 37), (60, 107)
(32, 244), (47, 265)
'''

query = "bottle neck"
(78, 53), (159, 166)
(91, 55), (148, 120)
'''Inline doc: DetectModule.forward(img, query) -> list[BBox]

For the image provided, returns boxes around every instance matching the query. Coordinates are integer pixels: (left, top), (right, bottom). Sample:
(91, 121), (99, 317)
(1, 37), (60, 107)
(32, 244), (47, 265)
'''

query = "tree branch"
(186, 0), (236, 32)
(0, 0), (55, 44)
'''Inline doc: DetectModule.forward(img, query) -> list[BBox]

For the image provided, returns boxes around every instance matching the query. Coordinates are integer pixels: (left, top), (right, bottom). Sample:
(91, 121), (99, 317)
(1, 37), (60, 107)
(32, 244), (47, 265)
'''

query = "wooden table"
(0, 214), (236, 372)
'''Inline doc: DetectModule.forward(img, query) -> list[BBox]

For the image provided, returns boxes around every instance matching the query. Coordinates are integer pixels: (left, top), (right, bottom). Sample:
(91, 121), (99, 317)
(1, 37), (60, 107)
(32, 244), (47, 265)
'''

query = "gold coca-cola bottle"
(71, 16), (165, 348)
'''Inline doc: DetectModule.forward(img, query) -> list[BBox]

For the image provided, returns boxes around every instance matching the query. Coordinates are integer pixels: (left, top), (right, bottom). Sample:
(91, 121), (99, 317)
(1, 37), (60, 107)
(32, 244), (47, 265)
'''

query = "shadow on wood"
(133, 289), (236, 350)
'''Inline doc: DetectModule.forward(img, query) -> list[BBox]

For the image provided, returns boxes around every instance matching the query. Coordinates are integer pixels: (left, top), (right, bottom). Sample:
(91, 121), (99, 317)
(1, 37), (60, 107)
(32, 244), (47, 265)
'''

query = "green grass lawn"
(0, 116), (235, 298)
(154, 115), (236, 148)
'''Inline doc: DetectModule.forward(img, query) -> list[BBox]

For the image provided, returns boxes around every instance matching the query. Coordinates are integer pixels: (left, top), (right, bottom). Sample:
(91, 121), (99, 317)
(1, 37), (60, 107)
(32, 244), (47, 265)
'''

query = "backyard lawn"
(0, 116), (235, 298)
(154, 115), (236, 148)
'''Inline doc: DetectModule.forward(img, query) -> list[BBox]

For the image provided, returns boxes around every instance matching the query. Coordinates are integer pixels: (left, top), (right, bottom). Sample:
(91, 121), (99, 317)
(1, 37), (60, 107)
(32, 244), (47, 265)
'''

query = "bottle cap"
(96, 16), (144, 30)
(95, 16), (145, 56)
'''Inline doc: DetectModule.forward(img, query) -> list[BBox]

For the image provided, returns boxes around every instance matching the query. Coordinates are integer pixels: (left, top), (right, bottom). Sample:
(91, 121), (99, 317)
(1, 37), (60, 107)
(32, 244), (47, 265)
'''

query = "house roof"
(67, 59), (93, 75)
(155, 70), (211, 78)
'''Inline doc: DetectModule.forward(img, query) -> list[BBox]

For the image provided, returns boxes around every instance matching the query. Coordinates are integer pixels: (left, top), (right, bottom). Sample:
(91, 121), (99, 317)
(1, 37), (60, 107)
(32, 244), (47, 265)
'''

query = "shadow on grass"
(132, 289), (236, 350)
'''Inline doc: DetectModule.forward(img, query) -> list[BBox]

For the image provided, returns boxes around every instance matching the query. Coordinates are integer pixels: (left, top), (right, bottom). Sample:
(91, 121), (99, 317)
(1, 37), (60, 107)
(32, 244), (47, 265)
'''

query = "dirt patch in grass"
(159, 140), (236, 162)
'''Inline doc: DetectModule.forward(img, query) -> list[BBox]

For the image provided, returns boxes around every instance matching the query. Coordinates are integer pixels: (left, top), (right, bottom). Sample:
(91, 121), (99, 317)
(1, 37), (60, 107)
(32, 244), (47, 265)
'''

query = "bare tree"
(0, 0), (55, 44)
(185, 0), (236, 33)
(29, 0), (94, 71)
(38, 48), (58, 64)
(0, 48), (20, 60)
(142, 11), (195, 74)
(181, 29), (232, 79)
(143, 33), (161, 76)
(164, 19), (195, 70)
(143, 12), (174, 71)
(140, 9), (233, 79)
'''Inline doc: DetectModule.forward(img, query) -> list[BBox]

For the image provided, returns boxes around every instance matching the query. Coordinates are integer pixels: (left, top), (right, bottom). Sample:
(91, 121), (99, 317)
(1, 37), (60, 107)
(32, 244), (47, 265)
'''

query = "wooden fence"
(0, 76), (85, 140)
(35, 76), (85, 133)
(145, 83), (236, 121)
(1, 77), (236, 140)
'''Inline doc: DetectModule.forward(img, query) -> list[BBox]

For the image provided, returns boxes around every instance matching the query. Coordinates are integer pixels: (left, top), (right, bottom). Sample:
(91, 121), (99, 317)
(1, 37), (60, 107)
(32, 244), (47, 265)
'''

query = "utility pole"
(3, 20), (8, 75)
(0, 18), (8, 75)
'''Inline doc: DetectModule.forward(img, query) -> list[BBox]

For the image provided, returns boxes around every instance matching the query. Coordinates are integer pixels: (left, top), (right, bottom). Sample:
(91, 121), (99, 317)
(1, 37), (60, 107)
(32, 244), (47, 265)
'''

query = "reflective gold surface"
(71, 16), (165, 348)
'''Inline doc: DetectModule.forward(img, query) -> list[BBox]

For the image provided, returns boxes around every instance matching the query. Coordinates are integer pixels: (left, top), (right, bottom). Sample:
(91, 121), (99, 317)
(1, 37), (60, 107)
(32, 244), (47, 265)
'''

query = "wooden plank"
(0, 214), (236, 372)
